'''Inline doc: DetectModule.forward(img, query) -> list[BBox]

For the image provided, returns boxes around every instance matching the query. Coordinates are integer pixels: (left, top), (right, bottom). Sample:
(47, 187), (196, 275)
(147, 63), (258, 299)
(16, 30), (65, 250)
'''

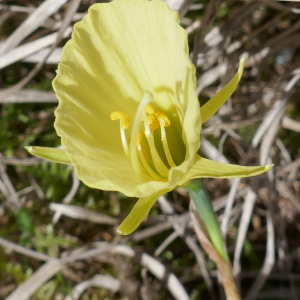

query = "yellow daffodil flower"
(26, 0), (272, 235)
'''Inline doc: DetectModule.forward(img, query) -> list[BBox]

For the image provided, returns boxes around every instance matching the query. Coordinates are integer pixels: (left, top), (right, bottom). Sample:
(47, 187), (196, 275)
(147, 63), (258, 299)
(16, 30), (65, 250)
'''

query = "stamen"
(147, 114), (157, 125)
(137, 144), (163, 180)
(120, 127), (130, 161)
(147, 111), (170, 128)
(111, 95), (175, 181)
(141, 144), (148, 162)
(136, 130), (143, 146)
(136, 130), (148, 161)
(153, 111), (170, 127)
(110, 111), (130, 129)
(143, 111), (169, 178)
(159, 119), (176, 168)
(146, 109), (175, 168)
(111, 111), (130, 160)
(141, 104), (155, 122)
(148, 120), (160, 137)
(145, 104), (155, 114)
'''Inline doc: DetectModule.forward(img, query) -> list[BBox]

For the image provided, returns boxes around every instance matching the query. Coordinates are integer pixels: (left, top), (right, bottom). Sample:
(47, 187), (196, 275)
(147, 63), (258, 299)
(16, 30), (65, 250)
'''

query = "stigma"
(111, 94), (176, 180)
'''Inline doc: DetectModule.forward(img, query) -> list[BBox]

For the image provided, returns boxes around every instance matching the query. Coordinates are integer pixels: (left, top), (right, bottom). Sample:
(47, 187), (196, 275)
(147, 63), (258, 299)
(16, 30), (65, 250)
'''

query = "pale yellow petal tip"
(239, 56), (246, 73)
(24, 146), (33, 153)
(266, 164), (274, 171)
(117, 228), (129, 236)
(240, 56), (246, 65)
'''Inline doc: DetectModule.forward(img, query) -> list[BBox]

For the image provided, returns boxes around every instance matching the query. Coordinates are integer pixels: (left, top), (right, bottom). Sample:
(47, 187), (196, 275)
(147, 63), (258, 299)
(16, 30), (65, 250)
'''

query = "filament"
(120, 127), (130, 161)
(111, 92), (177, 181)
(129, 92), (153, 178)
(143, 111), (169, 178)
(159, 119), (176, 168)
(137, 144), (163, 181)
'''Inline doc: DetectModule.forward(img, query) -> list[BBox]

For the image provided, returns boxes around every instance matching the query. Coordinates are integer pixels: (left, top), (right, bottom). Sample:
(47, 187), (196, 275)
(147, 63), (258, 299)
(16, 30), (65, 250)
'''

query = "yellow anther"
(147, 114), (157, 125)
(145, 110), (171, 127)
(145, 104), (155, 114)
(110, 111), (130, 129)
(148, 120), (160, 136)
(153, 111), (170, 127)
(137, 129), (143, 146)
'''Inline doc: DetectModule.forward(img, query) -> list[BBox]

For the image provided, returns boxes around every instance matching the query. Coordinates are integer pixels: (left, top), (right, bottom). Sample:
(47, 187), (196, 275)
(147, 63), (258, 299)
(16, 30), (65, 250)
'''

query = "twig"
(141, 253), (190, 300)
(0, 237), (54, 262)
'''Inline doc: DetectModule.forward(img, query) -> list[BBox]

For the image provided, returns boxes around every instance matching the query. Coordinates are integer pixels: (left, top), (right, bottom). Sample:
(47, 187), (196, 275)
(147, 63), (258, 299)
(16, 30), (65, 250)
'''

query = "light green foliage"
(32, 224), (76, 257)
(4, 263), (33, 284)
(16, 208), (33, 245)
(172, 252), (194, 268)
(0, 104), (60, 157)
(33, 280), (57, 300)
(162, 250), (174, 260)
(32, 273), (73, 300)
(243, 239), (261, 268)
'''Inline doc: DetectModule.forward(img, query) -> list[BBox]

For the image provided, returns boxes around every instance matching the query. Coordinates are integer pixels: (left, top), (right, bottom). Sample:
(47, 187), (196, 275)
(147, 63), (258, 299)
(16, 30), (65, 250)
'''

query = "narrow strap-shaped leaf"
(201, 57), (245, 124)
(25, 146), (71, 165)
(118, 189), (170, 235)
(179, 154), (273, 185)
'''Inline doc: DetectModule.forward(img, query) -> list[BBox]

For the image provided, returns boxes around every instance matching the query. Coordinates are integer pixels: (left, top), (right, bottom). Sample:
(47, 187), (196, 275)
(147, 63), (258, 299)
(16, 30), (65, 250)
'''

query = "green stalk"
(184, 178), (227, 261)
(185, 178), (241, 300)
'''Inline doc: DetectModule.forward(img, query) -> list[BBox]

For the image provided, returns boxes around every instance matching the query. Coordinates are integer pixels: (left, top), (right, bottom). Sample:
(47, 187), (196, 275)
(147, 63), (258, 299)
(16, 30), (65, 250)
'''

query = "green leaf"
(25, 146), (71, 165)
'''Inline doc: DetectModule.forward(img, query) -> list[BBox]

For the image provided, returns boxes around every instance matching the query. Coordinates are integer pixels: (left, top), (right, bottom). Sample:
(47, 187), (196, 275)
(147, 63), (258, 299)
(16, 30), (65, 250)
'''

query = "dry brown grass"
(1, 0), (300, 299)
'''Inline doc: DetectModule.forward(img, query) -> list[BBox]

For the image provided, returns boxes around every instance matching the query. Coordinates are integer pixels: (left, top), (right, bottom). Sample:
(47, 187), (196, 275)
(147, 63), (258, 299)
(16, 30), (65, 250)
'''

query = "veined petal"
(179, 154), (273, 184)
(118, 190), (169, 235)
(201, 57), (245, 124)
(53, 0), (198, 197)
(169, 63), (201, 184)
(25, 146), (71, 164)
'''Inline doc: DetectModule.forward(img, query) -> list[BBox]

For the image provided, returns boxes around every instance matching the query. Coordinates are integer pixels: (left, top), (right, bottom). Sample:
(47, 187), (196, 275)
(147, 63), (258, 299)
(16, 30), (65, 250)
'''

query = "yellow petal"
(53, 0), (199, 197)
(167, 64), (202, 186)
(179, 154), (273, 184)
(118, 190), (169, 235)
(200, 57), (245, 124)
(25, 146), (71, 164)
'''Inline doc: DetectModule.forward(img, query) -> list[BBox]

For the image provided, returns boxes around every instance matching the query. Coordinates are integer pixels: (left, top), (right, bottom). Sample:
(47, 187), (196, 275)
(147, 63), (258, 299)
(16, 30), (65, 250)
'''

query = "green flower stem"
(186, 178), (241, 300)
(184, 178), (228, 261)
